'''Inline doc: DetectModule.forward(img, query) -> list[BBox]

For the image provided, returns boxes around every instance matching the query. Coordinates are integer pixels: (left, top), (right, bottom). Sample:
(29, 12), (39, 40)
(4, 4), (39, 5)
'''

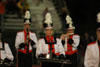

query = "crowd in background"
(0, 0), (29, 18)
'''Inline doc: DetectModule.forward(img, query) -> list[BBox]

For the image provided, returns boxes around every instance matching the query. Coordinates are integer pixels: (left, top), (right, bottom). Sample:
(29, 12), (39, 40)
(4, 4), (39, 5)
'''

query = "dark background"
(65, 0), (100, 35)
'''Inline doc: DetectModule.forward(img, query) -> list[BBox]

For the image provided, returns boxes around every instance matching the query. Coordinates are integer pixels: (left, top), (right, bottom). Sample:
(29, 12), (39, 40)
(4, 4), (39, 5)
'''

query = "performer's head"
(24, 19), (31, 31)
(43, 12), (53, 36)
(66, 28), (75, 35)
(44, 27), (54, 37)
(65, 15), (75, 35)
(24, 10), (31, 31)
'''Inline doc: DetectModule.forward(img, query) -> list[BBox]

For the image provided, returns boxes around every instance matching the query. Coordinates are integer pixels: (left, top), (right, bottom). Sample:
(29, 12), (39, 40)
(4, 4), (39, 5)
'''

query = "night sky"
(65, 0), (100, 34)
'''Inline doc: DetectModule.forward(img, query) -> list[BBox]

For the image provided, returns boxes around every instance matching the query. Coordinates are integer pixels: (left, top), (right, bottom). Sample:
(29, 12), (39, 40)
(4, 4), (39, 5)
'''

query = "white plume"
(66, 15), (73, 27)
(24, 10), (30, 19)
(44, 13), (52, 24)
(66, 15), (73, 24)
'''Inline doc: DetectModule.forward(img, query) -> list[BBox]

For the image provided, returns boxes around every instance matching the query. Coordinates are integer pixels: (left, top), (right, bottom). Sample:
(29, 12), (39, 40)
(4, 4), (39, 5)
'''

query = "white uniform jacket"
(84, 41), (99, 67)
(15, 30), (37, 54)
(62, 34), (80, 55)
(0, 42), (14, 61)
(36, 36), (65, 57)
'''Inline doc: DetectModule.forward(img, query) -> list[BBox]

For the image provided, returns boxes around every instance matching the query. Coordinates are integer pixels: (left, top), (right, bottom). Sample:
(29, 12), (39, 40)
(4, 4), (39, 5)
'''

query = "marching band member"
(36, 12), (65, 67)
(15, 10), (37, 67)
(0, 31), (14, 64)
(84, 13), (100, 67)
(61, 15), (80, 67)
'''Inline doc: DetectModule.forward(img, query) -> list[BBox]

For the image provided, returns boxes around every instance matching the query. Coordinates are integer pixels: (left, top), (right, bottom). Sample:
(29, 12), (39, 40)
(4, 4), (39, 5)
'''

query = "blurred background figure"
(17, 0), (29, 16)
(82, 32), (94, 55)
(0, 0), (7, 15)
(0, 0), (7, 27)
(0, 30), (14, 64)
(78, 32), (94, 66)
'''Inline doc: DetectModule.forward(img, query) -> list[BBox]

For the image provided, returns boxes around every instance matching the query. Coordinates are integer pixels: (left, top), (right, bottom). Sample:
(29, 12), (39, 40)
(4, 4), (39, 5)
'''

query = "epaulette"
(88, 41), (96, 46)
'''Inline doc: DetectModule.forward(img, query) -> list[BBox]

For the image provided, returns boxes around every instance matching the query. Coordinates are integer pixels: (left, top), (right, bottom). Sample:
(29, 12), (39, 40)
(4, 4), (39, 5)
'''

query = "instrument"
(69, 32), (74, 35)
(49, 42), (53, 59)
(26, 28), (29, 53)
(0, 61), (15, 67)
(38, 58), (71, 67)
(46, 54), (50, 59)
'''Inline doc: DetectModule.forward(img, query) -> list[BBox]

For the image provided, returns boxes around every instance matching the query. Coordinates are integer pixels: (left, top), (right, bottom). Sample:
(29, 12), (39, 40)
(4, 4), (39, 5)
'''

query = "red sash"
(65, 35), (77, 55)
(18, 30), (32, 54)
(46, 36), (60, 55)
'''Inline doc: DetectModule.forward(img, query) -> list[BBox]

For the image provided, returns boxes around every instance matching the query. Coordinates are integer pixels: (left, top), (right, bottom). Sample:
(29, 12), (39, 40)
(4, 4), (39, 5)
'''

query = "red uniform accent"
(65, 50), (78, 55)
(0, 1), (7, 14)
(18, 49), (32, 54)
(46, 36), (60, 56)
(88, 41), (96, 46)
(65, 35), (77, 55)
(18, 30), (32, 54)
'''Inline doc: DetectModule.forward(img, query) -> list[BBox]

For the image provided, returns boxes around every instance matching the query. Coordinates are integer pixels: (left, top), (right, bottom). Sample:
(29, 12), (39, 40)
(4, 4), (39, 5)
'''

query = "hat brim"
(67, 27), (75, 30)
(24, 22), (30, 25)
(45, 27), (53, 29)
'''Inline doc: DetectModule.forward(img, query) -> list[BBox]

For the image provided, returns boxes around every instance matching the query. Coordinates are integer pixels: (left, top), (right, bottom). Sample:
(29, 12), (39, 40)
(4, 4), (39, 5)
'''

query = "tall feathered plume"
(43, 12), (53, 29)
(44, 12), (52, 25)
(24, 10), (31, 24)
(66, 15), (73, 28)
(24, 10), (31, 19)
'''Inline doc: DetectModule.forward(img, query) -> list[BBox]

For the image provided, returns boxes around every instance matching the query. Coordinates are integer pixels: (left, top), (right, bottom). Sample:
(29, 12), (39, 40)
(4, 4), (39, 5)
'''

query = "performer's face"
(67, 29), (74, 35)
(97, 28), (100, 40)
(45, 29), (53, 36)
(24, 24), (30, 31)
